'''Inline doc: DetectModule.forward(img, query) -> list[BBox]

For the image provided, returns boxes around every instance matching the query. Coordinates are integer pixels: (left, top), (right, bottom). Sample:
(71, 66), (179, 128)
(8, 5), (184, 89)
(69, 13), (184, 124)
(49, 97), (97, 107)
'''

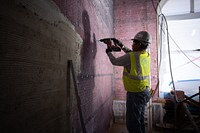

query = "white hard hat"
(132, 31), (151, 44)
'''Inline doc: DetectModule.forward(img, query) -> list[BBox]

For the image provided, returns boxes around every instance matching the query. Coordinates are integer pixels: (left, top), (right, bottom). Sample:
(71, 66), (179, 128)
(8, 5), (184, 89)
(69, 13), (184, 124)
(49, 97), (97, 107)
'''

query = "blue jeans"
(126, 88), (150, 133)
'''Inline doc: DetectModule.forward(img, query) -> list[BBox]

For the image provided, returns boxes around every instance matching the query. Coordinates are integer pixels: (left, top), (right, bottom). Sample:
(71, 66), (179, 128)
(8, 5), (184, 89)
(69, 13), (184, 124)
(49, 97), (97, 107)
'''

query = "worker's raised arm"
(106, 51), (130, 67)
(121, 46), (132, 53)
(112, 38), (132, 53)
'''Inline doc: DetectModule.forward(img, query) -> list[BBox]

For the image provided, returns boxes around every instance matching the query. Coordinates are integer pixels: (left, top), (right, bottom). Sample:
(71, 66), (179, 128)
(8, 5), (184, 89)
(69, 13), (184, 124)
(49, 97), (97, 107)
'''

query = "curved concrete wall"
(0, 0), (114, 133)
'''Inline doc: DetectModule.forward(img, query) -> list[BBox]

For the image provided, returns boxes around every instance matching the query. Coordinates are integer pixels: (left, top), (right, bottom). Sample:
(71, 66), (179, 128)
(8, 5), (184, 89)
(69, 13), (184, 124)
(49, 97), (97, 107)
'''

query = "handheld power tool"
(99, 38), (121, 52)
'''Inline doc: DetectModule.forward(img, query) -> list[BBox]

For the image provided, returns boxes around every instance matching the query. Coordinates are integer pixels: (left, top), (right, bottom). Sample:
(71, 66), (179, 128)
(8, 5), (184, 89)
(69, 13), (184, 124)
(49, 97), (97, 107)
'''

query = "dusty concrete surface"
(110, 123), (128, 133)
(53, 0), (115, 132)
(0, 0), (116, 132)
(0, 1), (82, 133)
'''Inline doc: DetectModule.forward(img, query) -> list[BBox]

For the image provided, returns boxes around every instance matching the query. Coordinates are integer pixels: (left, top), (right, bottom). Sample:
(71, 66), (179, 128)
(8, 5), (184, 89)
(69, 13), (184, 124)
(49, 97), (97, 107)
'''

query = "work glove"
(106, 48), (112, 54)
(112, 38), (124, 48)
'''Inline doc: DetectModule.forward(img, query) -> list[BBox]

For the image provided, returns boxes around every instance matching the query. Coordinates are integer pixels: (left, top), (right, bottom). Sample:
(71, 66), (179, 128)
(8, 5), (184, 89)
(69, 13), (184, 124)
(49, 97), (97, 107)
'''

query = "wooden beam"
(183, 103), (200, 133)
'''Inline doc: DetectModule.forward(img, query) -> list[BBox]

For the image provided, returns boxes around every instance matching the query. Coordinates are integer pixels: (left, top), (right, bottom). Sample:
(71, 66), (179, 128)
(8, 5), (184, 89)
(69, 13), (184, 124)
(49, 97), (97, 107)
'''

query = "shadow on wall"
(73, 10), (98, 132)
(80, 10), (97, 74)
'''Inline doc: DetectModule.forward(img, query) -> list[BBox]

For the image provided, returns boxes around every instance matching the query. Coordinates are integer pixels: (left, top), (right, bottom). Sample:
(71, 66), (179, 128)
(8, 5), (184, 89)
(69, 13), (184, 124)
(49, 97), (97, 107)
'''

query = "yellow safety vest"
(123, 51), (150, 92)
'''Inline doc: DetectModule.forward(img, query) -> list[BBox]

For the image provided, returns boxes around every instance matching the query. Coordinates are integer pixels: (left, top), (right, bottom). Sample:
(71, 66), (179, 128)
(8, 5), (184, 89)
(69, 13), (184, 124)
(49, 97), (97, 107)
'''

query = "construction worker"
(106, 31), (151, 133)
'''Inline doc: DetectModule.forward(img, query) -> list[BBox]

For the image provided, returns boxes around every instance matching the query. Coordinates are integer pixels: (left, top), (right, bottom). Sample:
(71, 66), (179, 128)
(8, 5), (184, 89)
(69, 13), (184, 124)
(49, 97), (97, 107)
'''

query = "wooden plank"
(68, 60), (87, 133)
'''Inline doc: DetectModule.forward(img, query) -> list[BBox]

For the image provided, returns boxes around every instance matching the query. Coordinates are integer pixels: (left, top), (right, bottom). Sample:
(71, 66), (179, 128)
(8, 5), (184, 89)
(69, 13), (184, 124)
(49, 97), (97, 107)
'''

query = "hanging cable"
(150, 2), (200, 132)
(168, 34), (200, 69)
(153, 0), (200, 69)
(151, 0), (200, 100)
(159, 13), (179, 102)
(150, 0), (178, 102)
(158, 15), (164, 71)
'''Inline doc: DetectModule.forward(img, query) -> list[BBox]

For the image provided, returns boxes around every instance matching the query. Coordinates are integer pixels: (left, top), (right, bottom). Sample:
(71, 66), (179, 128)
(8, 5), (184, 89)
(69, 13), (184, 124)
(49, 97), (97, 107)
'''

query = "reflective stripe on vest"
(123, 52), (149, 80)
(123, 71), (149, 80)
